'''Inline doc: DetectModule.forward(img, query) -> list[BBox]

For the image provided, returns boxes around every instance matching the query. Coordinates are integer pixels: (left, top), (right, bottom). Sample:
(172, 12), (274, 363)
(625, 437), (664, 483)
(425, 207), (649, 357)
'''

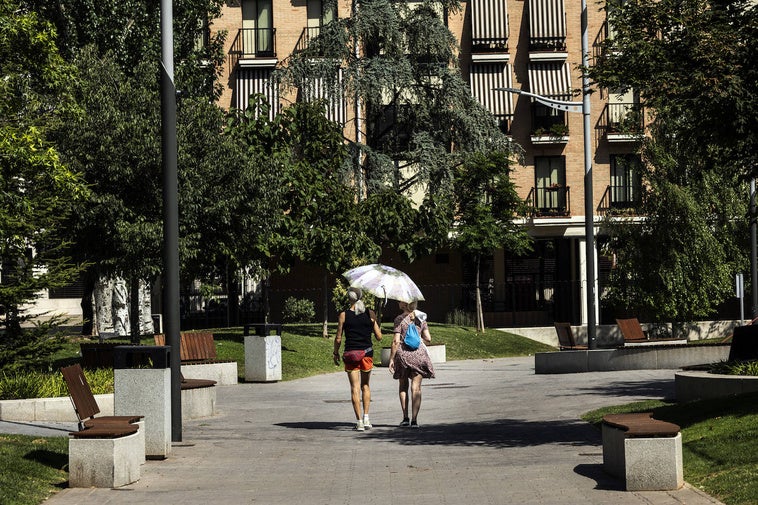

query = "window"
(535, 156), (567, 214)
(608, 87), (641, 133)
(242, 0), (274, 57)
(610, 154), (642, 208)
(308, 0), (336, 27)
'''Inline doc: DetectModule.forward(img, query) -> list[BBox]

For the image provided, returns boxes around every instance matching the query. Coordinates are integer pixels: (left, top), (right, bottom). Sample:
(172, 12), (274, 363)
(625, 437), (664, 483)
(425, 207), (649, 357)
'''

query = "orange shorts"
(345, 355), (374, 372)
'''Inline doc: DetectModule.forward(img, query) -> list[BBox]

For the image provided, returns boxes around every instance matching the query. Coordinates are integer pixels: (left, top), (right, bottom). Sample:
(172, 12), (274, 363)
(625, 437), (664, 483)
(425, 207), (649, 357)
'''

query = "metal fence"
(178, 280), (584, 329)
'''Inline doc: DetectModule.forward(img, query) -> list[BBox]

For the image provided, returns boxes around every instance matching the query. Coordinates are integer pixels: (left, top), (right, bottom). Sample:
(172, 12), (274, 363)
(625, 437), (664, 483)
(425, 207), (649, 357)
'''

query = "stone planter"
(379, 344), (446, 367)
(675, 370), (758, 402)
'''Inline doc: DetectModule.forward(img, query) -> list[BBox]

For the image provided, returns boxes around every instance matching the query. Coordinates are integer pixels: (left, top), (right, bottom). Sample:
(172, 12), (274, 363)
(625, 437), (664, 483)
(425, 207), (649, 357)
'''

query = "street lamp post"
(494, 0), (597, 348)
(495, 86), (598, 349)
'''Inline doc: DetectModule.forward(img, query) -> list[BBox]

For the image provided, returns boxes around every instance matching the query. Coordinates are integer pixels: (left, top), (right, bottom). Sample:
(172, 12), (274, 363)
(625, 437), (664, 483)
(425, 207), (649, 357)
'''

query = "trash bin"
(244, 325), (282, 382)
(113, 345), (172, 459)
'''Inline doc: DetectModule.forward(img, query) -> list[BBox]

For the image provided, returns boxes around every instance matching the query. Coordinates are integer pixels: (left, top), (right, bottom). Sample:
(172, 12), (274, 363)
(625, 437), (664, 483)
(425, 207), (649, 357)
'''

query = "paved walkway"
(5, 358), (724, 505)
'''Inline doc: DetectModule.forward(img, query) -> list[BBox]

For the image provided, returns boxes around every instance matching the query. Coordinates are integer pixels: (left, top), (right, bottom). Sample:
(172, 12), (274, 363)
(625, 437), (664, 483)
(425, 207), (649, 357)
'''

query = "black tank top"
(343, 309), (374, 353)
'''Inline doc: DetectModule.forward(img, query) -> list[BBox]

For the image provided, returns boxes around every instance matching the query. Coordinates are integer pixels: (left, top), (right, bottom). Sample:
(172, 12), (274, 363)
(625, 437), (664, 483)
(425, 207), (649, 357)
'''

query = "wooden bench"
(554, 322), (587, 350)
(616, 318), (687, 346)
(61, 364), (144, 433)
(61, 364), (144, 487)
(154, 332), (237, 385)
(601, 412), (683, 491)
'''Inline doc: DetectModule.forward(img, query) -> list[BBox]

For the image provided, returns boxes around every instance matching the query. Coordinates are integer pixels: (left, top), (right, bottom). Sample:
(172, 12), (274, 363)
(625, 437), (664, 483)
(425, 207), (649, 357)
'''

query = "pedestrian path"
(13, 358), (724, 505)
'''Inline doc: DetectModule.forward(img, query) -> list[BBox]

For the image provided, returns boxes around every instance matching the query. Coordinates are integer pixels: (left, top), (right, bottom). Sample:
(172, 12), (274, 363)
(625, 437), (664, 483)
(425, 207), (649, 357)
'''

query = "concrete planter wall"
(380, 344), (447, 366)
(675, 371), (758, 402)
(535, 344), (730, 374)
(0, 389), (216, 423)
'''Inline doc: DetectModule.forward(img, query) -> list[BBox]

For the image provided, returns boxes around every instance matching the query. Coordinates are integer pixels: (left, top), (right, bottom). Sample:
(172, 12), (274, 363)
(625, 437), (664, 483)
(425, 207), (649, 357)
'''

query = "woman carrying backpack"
(388, 300), (435, 428)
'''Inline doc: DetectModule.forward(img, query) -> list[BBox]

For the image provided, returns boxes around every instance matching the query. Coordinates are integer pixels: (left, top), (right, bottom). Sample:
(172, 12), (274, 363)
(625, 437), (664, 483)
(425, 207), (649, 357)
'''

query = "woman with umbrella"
(388, 300), (435, 428)
(332, 287), (383, 431)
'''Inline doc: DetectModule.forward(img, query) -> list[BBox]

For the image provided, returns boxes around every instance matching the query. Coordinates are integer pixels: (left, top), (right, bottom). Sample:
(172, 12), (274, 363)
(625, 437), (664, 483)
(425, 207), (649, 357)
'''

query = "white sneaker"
(363, 417), (372, 429)
(354, 420), (365, 431)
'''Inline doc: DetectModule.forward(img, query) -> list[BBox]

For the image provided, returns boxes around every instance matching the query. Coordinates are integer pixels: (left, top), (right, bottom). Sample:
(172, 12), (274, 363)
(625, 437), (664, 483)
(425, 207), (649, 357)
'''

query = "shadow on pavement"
(568, 379), (675, 401)
(277, 417), (602, 449)
(574, 463), (625, 491)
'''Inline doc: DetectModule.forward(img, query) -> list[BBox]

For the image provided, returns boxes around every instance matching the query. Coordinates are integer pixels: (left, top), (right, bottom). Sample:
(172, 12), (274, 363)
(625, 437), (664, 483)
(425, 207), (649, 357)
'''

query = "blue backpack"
(404, 322), (421, 350)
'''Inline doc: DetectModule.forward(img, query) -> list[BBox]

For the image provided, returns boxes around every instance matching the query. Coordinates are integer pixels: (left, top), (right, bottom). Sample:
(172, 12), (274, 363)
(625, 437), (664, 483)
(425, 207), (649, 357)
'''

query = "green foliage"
(282, 297), (316, 324)
(601, 144), (745, 321)
(709, 360), (758, 376)
(278, 0), (518, 261)
(226, 100), (379, 278)
(0, 367), (113, 400)
(0, 0), (89, 359)
(0, 435), (68, 505)
(29, 0), (227, 99)
(591, 0), (754, 321)
(453, 151), (531, 257)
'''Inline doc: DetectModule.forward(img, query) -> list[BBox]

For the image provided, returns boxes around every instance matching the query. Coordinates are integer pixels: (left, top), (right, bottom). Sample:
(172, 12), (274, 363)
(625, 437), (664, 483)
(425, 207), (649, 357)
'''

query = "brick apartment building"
(208, 0), (645, 327)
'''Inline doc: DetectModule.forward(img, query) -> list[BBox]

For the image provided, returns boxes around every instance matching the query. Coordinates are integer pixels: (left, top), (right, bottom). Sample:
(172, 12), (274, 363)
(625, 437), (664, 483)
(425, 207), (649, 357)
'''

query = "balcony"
(527, 185), (571, 217)
(529, 36), (566, 53)
(602, 103), (644, 142)
(294, 26), (325, 56)
(530, 122), (569, 145)
(472, 37), (508, 54)
(228, 27), (277, 69)
(598, 185), (644, 216)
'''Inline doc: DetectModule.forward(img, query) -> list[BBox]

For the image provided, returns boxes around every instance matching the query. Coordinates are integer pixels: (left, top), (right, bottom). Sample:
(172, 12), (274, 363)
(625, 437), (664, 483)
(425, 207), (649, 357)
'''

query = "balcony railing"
(527, 186), (571, 217)
(598, 184), (644, 215)
(529, 36), (566, 52)
(294, 26), (323, 54)
(603, 102), (644, 137)
(228, 27), (277, 68)
(472, 37), (509, 53)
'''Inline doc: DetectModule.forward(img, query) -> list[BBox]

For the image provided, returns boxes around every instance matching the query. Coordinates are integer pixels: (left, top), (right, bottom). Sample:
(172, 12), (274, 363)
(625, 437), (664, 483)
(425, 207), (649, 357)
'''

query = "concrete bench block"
(245, 335), (282, 382)
(114, 368), (171, 459)
(602, 424), (683, 491)
(68, 430), (141, 488)
(182, 385), (217, 419)
(181, 362), (238, 385)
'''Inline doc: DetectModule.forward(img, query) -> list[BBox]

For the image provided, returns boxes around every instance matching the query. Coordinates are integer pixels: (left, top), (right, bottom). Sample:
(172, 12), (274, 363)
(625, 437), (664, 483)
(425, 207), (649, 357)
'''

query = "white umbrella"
(342, 264), (424, 303)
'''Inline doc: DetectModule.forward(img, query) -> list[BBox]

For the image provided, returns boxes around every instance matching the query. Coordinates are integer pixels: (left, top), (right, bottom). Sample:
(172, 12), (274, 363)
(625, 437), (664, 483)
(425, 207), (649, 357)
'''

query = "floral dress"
(392, 313), (435, 380)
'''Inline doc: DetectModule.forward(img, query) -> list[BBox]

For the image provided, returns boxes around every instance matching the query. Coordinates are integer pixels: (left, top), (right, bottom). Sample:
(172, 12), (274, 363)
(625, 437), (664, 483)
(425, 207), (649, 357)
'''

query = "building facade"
(209, 0), (643, 326)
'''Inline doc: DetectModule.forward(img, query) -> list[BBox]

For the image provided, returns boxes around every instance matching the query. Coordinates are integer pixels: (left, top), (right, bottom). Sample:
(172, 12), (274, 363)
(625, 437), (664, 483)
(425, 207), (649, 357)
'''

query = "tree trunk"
(129, 275), (140, 344)
(322, 272), (330, 337)
(80, 273), (95, 336)
(227, 264), (240, 327)
(475, 254), (485, 332)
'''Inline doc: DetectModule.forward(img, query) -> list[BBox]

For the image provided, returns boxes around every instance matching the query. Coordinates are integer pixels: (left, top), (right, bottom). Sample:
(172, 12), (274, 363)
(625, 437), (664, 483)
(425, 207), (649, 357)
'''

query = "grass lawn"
(0, 435), (68, 505)
(583, 393), (758, 505)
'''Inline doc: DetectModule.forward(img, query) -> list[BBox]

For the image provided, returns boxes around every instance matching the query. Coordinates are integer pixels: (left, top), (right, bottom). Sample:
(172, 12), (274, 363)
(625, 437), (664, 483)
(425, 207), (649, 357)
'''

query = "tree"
(55, 49), (164, 341)
(226, 99), (379, 334)
(0, 0), (90, 369)
(589, 0), (756, 321)
(36, 0), (232, 338)
(452, 151), (531, 331)
(279, 0), (517, 261)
